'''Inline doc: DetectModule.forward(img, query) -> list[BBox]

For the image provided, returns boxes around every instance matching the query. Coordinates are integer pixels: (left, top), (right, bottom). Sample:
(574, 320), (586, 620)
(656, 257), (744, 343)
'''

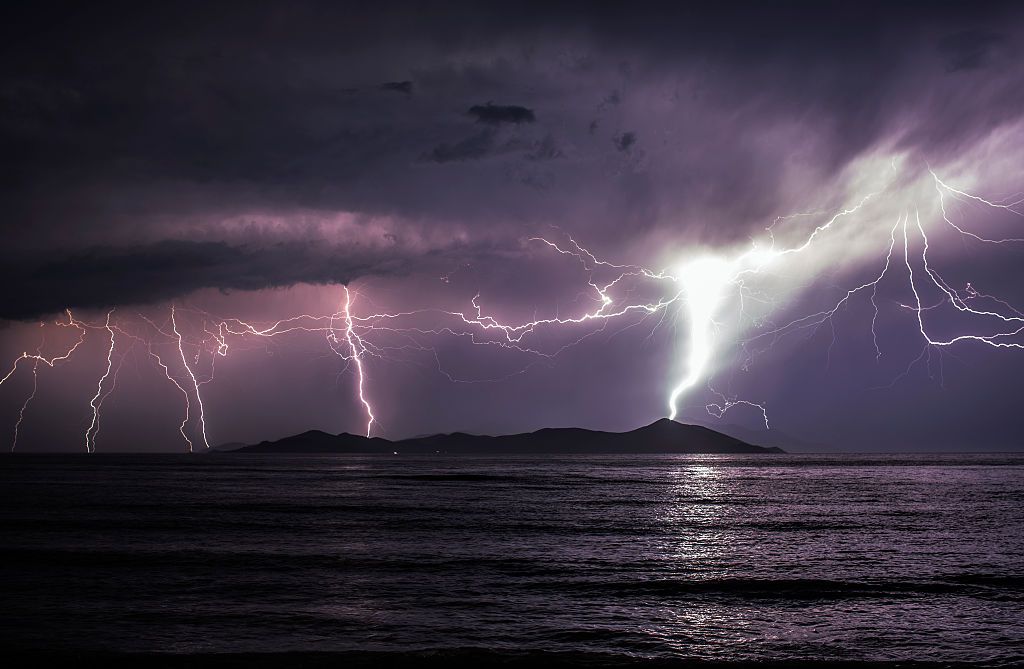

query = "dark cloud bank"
(2, 1), (1022, 319)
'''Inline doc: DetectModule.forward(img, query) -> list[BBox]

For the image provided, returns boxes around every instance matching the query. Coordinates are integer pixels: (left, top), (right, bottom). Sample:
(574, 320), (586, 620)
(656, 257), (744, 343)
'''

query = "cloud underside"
(0, 240), (443, 320)
(1, 1), (1022, 318)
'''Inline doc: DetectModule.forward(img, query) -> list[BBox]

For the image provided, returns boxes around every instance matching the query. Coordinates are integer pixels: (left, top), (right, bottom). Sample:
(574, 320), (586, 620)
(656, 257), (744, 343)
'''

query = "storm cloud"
(3, 1), (1022, 319)
(467, 103), (537, 125)
(0, 240), (413, 320)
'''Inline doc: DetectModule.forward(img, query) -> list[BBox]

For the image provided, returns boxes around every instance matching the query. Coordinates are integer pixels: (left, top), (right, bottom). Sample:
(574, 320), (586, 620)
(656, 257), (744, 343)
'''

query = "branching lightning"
(332, 286), (376, 437)
(2, 161), (1023, 451)
(84, 311), (116, 454)
(171, 305), (211, 450)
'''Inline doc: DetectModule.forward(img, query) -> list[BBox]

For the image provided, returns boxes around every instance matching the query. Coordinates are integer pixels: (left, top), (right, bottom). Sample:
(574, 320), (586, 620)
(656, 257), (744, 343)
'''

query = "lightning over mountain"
(2, 1), (1023, 451)
(2, 158), (1022, 451)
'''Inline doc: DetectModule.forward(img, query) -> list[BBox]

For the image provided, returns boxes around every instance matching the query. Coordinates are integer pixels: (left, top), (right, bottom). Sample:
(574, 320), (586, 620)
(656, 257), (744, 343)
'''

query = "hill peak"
(226, 420), (783, 455)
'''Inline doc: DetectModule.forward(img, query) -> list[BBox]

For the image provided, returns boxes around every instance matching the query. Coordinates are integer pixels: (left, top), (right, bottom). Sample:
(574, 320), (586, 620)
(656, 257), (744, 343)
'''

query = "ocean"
(2, 453), (1022, 666)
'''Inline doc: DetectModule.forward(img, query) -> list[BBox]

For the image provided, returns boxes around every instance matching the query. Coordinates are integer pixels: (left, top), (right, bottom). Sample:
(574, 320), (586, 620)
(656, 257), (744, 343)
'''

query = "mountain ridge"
(225, 418), (784, 454)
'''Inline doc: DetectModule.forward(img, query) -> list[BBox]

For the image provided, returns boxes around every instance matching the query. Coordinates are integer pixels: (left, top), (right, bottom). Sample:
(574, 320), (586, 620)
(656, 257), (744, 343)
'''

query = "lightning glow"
(2, 160), (1023, 451)
(667, 256), (733, 420)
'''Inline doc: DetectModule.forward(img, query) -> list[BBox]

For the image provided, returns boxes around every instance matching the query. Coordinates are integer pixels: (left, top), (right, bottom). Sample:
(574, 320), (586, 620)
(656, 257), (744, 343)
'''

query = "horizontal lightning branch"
(2, 165), (1021, 451)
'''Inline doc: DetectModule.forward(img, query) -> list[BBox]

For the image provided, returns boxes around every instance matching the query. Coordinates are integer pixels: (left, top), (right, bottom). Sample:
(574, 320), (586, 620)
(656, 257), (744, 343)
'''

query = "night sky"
(2, 1), (1023, 452)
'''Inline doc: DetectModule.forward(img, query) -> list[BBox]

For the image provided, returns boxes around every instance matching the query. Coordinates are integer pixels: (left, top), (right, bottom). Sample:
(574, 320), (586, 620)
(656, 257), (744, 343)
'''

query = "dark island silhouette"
(226, 418), (784, 454)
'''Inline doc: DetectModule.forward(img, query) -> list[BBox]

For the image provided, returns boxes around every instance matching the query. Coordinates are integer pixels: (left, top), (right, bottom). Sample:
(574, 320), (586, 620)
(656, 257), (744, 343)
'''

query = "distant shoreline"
(225, 418), (784, 455)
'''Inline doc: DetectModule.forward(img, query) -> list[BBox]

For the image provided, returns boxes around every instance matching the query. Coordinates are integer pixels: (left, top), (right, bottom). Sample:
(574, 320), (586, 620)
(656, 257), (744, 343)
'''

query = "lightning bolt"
(12, 330), (44, 452)
(84, 310), (115, 454)
(171, 305), (212, 450)
(1, 310), (87, 387)
(3, 160), (1023, 450)
(330, 286), (376, 438)
(667, 257), (732, 420)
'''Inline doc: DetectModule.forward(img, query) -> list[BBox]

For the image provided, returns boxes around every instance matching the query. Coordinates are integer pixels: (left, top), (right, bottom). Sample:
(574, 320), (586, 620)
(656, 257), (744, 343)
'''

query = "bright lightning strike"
(2, 161), (1022, 451)
(667, 256), (734, 420)
(332, 286), (376, 438)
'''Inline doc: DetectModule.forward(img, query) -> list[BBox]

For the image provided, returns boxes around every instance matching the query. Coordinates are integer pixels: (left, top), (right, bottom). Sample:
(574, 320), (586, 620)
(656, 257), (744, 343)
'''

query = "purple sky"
(2, 1), (1024, 452)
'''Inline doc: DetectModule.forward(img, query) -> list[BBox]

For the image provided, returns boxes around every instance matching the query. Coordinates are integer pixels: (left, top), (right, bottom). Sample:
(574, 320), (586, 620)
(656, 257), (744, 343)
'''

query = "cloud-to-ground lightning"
(2, 161), (1023, 451)
(83, 311), (116, 453)
(171, 305), (212, 450)
(12, 337), (42, 452)
(667, 256), (733, 420)
(331, 286), (376, 437)
(3, 311), (88, 451)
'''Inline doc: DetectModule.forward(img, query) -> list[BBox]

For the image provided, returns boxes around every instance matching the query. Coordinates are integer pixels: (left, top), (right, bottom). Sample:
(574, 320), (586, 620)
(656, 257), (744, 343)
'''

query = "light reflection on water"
(1, 453), (1023, 663)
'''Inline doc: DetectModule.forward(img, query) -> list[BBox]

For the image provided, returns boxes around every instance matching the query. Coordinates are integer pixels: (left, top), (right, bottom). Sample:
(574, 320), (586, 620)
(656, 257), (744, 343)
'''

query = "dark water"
(2, 453), (1023, 665)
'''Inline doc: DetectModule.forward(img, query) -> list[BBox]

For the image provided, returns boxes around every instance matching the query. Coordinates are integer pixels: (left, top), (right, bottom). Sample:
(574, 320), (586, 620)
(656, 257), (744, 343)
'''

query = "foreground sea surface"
(2, 453), (1023, 666)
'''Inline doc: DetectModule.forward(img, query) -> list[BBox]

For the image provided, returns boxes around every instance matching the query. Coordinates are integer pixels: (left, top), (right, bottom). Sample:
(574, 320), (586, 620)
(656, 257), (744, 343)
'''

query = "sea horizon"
(4, 452), (1022, 666)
